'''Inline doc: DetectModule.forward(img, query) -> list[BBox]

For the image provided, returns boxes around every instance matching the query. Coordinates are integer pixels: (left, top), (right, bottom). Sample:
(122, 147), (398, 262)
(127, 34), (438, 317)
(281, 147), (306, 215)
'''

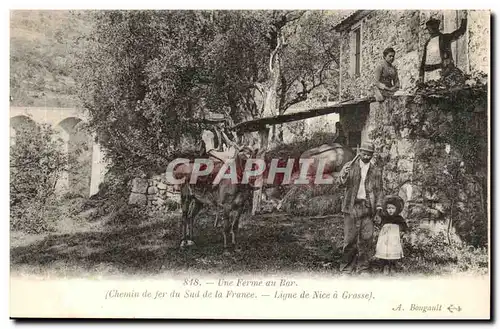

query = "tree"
(257, 10), (341, 142)
(75, 11), (267, 172)
(74, 10), (342, 175)
(202, 11), (269, 124)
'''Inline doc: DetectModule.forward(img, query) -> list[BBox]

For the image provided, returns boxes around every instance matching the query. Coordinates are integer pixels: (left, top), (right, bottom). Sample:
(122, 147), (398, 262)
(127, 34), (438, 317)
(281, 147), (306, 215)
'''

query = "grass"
(10, 202), (488, 278)
(10, 209), (343, 277)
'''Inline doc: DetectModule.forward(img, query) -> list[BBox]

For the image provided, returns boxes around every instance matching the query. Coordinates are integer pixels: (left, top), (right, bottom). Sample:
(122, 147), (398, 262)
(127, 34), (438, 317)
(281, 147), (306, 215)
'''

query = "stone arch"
(10, 115), (37, 146)
(10, 107), (107, 198)
(55, 117), (93, 197)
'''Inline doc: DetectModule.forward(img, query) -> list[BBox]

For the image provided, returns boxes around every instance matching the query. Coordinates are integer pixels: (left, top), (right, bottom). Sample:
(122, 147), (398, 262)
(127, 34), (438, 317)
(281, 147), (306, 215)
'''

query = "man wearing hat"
(418, 12), (468, 84)
(338, 141), (384, 274)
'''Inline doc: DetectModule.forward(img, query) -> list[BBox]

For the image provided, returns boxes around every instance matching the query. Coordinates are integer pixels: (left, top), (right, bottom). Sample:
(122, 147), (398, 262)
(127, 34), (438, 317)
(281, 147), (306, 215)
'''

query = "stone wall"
(339, 10), (421, 101)
(355, 91), (488, 245)
(128, 175), (181, 212)
(339, 10), (490, 101)
(467, 10), (490, 74)
(281, 111), (340, 144)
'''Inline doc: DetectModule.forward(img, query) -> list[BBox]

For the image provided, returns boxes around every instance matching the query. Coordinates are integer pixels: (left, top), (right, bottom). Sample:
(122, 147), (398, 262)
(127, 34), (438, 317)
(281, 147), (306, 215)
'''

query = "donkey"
(172, 129), (257, 253)
(265, 142), (355, 211)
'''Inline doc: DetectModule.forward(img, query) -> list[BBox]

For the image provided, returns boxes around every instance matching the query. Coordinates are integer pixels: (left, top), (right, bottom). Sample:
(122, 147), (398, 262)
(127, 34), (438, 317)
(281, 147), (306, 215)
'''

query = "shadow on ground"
(10, 212), (345, 277)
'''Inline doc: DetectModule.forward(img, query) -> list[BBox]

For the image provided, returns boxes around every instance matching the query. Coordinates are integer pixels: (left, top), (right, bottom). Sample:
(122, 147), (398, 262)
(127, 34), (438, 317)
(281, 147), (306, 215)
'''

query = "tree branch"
(280, 60), (333, 112)
(284, 74), (301, 94)
(284, 10), (306, 24)
(319, 38), (339, 68)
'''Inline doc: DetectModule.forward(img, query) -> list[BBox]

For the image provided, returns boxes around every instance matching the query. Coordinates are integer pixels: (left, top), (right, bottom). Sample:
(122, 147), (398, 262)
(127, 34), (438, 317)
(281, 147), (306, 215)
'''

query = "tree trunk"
(251, 127), (270, 215)
(262, 28), (283, 147)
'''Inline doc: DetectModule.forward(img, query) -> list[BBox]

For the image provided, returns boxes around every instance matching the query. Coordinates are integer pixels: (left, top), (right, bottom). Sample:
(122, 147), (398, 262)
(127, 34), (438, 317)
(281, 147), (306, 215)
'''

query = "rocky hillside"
(10, 10), (90, 107)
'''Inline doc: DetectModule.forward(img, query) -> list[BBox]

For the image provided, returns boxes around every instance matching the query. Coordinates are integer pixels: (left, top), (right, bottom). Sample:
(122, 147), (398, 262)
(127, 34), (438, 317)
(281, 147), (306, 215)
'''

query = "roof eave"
(333, 10), (373, 32)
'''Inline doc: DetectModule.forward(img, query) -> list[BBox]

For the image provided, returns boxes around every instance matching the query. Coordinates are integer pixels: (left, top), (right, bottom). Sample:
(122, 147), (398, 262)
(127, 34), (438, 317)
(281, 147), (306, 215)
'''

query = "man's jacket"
(340, 159), (384, 215)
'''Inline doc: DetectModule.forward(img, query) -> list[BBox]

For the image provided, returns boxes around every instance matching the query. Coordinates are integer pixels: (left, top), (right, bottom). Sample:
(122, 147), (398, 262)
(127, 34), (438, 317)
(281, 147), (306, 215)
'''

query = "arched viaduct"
(10, 106), (107, 197)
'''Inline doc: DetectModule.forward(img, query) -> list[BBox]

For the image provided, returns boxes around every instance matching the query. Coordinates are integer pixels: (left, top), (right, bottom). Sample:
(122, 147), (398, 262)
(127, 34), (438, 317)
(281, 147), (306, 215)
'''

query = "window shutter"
(443, 10), (458, 62)
(443, 10), (469, 73)
(349, 30), (356, 77)
(456, 11), (469, 73)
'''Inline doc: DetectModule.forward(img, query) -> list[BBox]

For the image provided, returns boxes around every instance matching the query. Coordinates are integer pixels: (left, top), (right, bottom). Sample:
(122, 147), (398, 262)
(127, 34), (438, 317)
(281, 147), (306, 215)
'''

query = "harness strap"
(206, 149), (226, 163)
(306, 146), (341, 157)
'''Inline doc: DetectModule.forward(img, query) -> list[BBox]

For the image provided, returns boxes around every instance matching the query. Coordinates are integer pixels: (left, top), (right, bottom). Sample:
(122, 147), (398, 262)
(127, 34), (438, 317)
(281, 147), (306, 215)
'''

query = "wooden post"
(252, 126), (270, 216)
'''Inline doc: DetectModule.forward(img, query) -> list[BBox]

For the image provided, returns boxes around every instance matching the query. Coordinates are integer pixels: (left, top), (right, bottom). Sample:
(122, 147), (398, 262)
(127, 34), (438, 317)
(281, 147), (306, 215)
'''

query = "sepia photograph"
(8, 7), (491, 320)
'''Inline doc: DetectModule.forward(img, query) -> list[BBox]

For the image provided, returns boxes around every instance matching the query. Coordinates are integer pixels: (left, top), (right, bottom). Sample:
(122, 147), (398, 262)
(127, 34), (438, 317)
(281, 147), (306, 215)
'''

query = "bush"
(266, 131), (339, 160)
(83, 162), (144, 222)
(401, 229), (489, 274)
(104, 204), (150, 228)
(281, 185), (342, 217)
(10, 197), (62, 234)
(404, 231), (458, 265)
(10, 123), (72, 233)
(263, 131), (346, 216)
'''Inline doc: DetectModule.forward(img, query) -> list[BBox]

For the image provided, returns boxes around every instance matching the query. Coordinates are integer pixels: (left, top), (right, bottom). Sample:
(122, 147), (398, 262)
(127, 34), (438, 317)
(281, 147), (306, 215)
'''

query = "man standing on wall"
(338, 141), (384, 275)
(418, 12), (468, 84)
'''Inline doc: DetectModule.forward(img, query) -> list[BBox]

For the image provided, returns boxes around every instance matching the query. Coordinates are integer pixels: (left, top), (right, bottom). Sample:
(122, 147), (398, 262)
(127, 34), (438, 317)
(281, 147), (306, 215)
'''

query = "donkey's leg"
(222, 204), (232, 254)
(214, 212), (218, 227)
(276, 186), (297, 210)
(213, 197), (221, 228)
(180, 194), (190, 249)
(186, 199), (202, 247)
(230, 193), (245, 251)
(230, 209), (243, 252)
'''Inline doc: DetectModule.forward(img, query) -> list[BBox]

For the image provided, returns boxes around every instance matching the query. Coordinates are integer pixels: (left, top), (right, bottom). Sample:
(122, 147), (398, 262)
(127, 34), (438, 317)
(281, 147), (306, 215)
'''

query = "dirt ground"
(10, 207), (488, 278)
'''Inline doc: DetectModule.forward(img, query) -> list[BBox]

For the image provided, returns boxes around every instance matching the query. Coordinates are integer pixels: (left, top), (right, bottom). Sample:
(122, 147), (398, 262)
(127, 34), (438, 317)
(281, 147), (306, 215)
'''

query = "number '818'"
(183, 279), (200, 286)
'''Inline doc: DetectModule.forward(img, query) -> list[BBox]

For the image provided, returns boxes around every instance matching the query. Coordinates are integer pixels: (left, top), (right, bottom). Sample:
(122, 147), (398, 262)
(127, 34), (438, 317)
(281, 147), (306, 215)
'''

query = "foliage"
(253, 10), (341, 142)
(275, 11), (340, 111)
(74, 10), (344, 175)
(75, 11), (264, 172)
(369, 77), (488, 247)
(265, 131), (339, 160)
(401, 230), (488, 274)
(104, 203), (150, 228)
(10, 123), (77, 233)
(84, 163), (137, 220)
(202, 11), (269, 122)
(261, 131), (344, 216)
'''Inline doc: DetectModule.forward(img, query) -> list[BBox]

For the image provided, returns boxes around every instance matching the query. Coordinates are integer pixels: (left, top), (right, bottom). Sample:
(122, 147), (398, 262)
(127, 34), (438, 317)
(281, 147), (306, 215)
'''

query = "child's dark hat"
(383, 195), (405, 215)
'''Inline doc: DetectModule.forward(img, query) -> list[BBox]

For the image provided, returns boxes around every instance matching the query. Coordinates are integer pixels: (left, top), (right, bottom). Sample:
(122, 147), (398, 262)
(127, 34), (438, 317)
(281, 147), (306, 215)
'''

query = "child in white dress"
(375, 195), (409, 274)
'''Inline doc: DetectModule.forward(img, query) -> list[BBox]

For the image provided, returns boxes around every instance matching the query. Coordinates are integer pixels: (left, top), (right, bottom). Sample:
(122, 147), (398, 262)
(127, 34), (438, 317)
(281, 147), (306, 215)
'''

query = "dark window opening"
(348, 131), (362, 149)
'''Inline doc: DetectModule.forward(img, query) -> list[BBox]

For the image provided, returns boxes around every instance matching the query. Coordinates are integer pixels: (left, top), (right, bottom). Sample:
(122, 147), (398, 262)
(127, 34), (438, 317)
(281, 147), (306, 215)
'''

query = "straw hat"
(359, 141), (375, 153)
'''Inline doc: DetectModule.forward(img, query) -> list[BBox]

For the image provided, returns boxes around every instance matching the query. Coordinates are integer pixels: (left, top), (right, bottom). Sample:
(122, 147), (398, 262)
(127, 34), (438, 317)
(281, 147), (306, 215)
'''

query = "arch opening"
(10, 115), (37, 146)
(55, 117), (93, 197)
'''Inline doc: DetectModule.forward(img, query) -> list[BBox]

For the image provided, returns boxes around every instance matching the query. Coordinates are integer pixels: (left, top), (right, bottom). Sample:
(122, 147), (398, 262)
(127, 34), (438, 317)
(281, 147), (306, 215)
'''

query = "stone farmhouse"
(334, 9), (489, 149)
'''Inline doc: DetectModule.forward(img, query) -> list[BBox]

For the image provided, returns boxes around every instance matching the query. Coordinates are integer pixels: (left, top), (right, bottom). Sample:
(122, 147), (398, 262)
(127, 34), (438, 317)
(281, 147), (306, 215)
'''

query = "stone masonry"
(128, 175), (181, 211)
(338, 10), (489, 101)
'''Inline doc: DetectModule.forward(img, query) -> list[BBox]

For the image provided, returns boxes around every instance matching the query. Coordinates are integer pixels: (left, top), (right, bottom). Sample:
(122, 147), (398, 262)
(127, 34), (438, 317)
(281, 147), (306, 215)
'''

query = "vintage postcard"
(9, 8), (490, 320)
